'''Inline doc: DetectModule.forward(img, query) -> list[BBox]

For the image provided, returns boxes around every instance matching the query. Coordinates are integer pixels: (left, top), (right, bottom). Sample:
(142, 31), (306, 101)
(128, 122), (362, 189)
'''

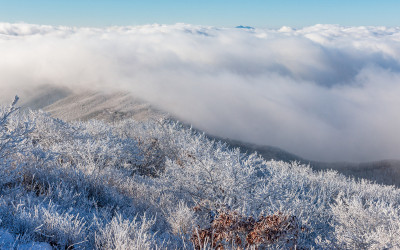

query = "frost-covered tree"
(0, 96), (35, 188)
(0, 96), (33, 164)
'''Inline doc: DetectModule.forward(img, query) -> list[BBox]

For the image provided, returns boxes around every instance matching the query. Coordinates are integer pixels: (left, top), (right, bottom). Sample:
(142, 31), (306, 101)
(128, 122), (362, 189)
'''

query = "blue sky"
(0, 0), (399, 28)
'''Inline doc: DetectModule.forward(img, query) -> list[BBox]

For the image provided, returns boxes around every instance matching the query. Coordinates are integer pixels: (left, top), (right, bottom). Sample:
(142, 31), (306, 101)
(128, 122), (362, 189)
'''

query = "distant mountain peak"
(235, 25), (255, 30)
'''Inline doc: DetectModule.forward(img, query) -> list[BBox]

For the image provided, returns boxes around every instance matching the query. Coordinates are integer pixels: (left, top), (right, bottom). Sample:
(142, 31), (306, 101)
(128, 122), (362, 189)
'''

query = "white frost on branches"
(0, 98), (399, 249)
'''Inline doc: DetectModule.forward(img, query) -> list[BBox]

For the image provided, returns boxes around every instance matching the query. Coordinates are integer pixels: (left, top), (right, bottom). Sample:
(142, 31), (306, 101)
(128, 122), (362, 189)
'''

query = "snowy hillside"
(1, 96), (400, 249)
(20, 88), (400, 187)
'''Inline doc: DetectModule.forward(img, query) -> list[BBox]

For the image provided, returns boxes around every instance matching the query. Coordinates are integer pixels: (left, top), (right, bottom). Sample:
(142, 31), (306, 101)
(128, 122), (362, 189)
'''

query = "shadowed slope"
(19, 85), (72, 110)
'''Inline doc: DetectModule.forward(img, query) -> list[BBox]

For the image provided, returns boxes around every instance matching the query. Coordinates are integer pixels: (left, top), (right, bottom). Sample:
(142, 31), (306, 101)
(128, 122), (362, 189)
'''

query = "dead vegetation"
(191, 209), (301, 249)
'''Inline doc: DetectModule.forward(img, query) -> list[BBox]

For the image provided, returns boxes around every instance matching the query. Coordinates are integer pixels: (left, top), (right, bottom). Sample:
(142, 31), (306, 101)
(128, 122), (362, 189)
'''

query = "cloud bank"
(1, 22), (400, 162)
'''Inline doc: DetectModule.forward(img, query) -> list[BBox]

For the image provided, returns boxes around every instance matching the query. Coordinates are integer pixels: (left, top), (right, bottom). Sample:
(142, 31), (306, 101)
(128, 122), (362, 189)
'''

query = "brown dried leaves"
(191, 209), (300, 249)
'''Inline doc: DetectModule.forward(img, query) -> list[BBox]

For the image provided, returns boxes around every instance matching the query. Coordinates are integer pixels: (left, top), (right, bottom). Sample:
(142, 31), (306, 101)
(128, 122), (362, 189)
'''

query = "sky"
(0, 0), (400, 28)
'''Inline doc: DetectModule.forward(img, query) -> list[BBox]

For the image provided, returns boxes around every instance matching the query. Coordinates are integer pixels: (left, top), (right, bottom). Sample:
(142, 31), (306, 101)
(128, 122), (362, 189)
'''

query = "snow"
(17, 242), (53, 250)
(0, 229), (52, 250)
(0, 229), (14, 249)
(1, 96), (400, 248)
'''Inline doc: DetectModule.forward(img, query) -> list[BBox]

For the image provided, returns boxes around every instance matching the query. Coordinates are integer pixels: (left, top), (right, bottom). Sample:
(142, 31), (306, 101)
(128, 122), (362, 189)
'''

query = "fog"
(1, 22), (400, 162)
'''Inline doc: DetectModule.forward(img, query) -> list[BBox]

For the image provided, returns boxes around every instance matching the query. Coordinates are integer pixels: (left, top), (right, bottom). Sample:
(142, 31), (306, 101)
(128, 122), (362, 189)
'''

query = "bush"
(1, 98), (400, 249)
(191, 209), (300, 249)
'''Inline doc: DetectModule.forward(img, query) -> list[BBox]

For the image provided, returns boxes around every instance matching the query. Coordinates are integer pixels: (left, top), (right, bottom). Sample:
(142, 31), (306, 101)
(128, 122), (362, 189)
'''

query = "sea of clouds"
(1, 22), (400, 162)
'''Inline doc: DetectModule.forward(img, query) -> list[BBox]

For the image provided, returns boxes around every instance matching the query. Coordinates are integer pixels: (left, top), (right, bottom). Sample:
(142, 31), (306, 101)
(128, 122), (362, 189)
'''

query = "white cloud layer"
(1, 22), (400, 162)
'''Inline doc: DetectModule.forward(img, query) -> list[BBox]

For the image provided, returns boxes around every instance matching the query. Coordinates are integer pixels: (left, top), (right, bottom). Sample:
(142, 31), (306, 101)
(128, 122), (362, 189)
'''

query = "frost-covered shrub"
(12, 201), (88, 248)
(0, 96), (35, 188)
(332, 193), (400, 249)
(167, 201), (196, 236)
(115, 119), (186, 176)
(161, 147), (262, 212)
(29, 114), (141, 173)
(95, 214), (156, 250)
(1, 98), (400, 249)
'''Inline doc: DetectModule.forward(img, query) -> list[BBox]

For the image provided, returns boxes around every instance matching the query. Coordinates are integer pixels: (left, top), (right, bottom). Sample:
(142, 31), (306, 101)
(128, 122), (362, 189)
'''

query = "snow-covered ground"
(1, 96), (400, 249)
(1, 228), (51, 250)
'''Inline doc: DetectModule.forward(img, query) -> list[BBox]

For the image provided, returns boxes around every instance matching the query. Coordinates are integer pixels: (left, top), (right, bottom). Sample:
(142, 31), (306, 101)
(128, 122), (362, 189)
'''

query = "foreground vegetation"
(1, 96), (400, 249)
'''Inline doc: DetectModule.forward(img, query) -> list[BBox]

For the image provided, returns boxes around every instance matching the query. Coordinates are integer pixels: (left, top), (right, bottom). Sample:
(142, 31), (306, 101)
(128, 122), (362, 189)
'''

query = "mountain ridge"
(20, 86), (400, 187)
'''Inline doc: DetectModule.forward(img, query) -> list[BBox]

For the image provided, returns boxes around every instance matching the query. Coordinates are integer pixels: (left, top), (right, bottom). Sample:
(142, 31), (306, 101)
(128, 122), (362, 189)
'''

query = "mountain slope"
(44, 91), (167, 122)
(2, 97), (400, 249)
(22, 87), (400, 187)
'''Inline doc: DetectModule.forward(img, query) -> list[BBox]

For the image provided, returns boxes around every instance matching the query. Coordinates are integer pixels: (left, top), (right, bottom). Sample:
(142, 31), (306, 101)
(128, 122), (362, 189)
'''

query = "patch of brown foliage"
(191, 209), (300, 249)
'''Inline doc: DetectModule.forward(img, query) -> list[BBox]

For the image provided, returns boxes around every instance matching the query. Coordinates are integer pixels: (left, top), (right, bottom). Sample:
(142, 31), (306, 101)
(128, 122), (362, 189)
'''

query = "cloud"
(1, 22), (400, 162)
